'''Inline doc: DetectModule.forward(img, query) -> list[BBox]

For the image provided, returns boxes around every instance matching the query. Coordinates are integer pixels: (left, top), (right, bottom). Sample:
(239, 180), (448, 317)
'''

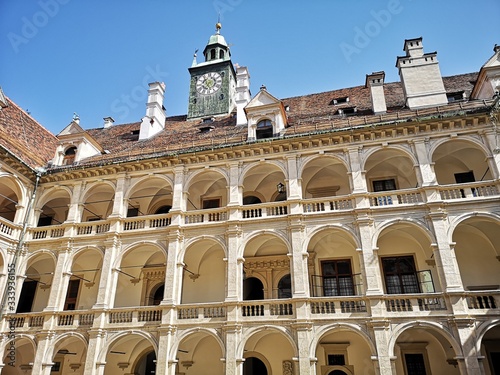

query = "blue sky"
(1, 0), (498, 134)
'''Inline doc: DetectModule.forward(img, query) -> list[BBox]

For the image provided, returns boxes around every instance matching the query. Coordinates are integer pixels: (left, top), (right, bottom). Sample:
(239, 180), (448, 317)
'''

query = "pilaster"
(93, 236), (121, 309)
(109, 173), (129, 218)
(162, 230), (184, 304)
(43, 242), (72, 312)
(368, 320), (393, 375)
(225, 225), (242, 302)
(83, 329), (107, 375)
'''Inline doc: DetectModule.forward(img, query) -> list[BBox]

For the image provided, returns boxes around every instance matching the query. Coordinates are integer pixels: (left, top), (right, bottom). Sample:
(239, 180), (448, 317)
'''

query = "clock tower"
(187, 23), (237, 120)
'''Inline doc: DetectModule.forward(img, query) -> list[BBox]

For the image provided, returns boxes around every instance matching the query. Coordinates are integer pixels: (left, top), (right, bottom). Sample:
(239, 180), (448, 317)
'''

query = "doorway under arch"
(243, 357), (268, 375)
(243, 277), (264, 300)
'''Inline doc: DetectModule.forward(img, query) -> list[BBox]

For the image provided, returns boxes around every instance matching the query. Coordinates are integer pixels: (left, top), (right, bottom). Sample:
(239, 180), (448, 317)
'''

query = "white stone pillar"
(449, 318), (483, 375)
(43, 245), (72, 312)
(83, 329), (106, 375)
(93, 237), (120, 309)
(156, 327), (176, 375)
(427, 212), (464, 293)
(30, 332), (55, 375)
(162, 231), (183, 304)
(224, 325), (242, 375)
(170, 166), (185, 226)
(286, 155), (301, 200)
(225, 225), (241, 302)
(482, 128), (500, 177)
(294, 324), (313, 375)
(370, 321), (394, 375)
(347, 147), (367, 193)
(109, 174), (129, 218)
(288, 221), (308, 298)
(355, 217), (384, 296)
(66, 183), (84, 223)
(412, 139), (437, 186)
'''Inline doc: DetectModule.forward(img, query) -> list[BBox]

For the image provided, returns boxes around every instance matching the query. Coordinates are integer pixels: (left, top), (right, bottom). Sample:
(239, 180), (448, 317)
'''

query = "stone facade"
(0, 31), (500, 375)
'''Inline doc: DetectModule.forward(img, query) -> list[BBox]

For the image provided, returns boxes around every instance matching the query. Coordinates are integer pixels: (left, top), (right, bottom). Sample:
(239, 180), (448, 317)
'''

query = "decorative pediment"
(471, 45), (500, 100)
(245, 87), (282, 108)
(245, 86), (288, 140)
(53, 119), (104, 166)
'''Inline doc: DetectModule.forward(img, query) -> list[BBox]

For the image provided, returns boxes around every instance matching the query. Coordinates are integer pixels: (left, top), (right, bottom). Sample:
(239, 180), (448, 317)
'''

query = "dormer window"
(330, 97), (349, 105)
(337, 107), (357, 116)
(256, 119), (273, 139)
(62, 146), (77, 165)
(447, 91), (465, 102)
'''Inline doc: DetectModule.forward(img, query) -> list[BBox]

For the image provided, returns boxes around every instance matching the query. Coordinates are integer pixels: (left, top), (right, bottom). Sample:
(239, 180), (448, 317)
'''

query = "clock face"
(196, 72), (223, 95)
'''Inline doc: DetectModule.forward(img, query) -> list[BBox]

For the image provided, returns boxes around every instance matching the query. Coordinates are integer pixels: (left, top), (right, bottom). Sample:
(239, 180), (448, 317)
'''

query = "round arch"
(387, 321), (462, 359)
(372, 218), (436, 250)
(238, 325), (298, 360)
(97, 330), (158, 364)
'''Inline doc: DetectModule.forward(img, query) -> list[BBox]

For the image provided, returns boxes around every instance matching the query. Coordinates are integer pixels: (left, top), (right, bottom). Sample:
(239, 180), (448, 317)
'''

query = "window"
(202, 198), (220, 209)
(404, 353), (427, 375)
(64, 279), (81, 310)
(372, 178), (396, 192)
(330, 97), (349, 105)
(219, 50), (225, 59)
(155, 205), (171, 214)
(256, 119), (273, 139)
(321, 260), (354, 296)
(328, 354), (346, 366)
(37, 215), (53, 227)
(447, 91), (465, 102)
(16, 280), (37, 313)
(62, 146), (76, 165)
(382, 256), (420, 294)
(454, 171), (474, 184)
(278, 274), (292, 298)
(127, 207), (139, 217)
(210, 49), (216, 60)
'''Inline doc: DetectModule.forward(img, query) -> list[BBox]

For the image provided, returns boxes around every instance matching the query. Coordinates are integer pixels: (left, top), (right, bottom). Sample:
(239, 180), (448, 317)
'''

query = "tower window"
(210, 49), (216, 60)
(219, 50), (225, 59)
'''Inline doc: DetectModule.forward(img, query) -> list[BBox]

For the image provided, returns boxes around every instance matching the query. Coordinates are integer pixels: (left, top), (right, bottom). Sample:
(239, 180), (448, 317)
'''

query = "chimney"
(235, 66), (251, 126)
(365, 71), (387, 114)
(139, 82), (166, 140)
(396, 37), (447, 109)
(103, 116), (115, 128)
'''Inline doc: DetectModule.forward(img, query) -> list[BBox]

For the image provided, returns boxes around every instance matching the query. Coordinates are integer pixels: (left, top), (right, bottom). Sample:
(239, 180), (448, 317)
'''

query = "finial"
(73, 112), (80, 123)
(216, 14), (222, 34)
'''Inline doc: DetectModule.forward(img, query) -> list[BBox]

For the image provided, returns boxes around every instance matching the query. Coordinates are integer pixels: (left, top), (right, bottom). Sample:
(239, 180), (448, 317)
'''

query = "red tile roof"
(0, 96), (58, 170)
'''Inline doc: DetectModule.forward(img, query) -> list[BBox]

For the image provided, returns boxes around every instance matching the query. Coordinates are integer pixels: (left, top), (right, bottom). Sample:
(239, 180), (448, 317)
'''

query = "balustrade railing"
(310, 297), (367, 315)
(383, 294), (447, 312)
(438, 181), (499, 200)
(369, 188), (423, 207)
(466, 292), (499, 310)
(241, 300), (295, 317)
(123, 214), (171, 231)
(303, 196), (353, 213)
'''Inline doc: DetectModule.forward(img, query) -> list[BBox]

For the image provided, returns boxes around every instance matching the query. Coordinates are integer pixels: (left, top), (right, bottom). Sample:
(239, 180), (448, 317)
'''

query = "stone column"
(93, 236), (121, 309)
(293, 323), (313, 375)
(288, 220), (308, 299)
(224, 324), (242, 375)
(449, 318), (483, 375)
(225, 225), (242, 302)
(162, 231), (183, 304)
(370, 320), (393, 375)
(346, 147), (369, 209)
(43, 244), (72, 312)
(156, 326), (176, 375)
(83, 329), (107, 375)
(427, 211), (464, 293)
(286, 155), (301, 200)
(66, 183), (84, 223)
(109, 174), (129, 218)
(30, 332), (56, 375)
(355, 216), (384, 296)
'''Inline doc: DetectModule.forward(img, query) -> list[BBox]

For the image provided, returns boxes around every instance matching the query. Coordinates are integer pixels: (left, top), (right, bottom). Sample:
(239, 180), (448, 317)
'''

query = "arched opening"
(394, 327), (459, 375)
(256, 119), (273, 139)
(278, 274), (292, 298)
(155, 205), (171, 214)
(243, 195), (262, 205)
(0, 176), (21, 222)
(181, 239), (225, 304)
(219, 50), (225, 59)
(243, 357), (267, 375)
(134, 350), (156, 375)
(149, 283), (164, 306)
(480, 324), (500, 374)
(243, 277), (264, 301)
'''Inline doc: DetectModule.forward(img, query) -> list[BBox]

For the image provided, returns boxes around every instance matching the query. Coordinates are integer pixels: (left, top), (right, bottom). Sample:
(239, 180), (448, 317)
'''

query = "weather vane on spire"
(216, 13), (222, 34)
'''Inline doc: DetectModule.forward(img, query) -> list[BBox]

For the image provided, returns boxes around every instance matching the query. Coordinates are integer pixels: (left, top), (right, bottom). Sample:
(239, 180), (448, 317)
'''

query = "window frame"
(320, 259), (355, 297)
(381, 255), (420, 295)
